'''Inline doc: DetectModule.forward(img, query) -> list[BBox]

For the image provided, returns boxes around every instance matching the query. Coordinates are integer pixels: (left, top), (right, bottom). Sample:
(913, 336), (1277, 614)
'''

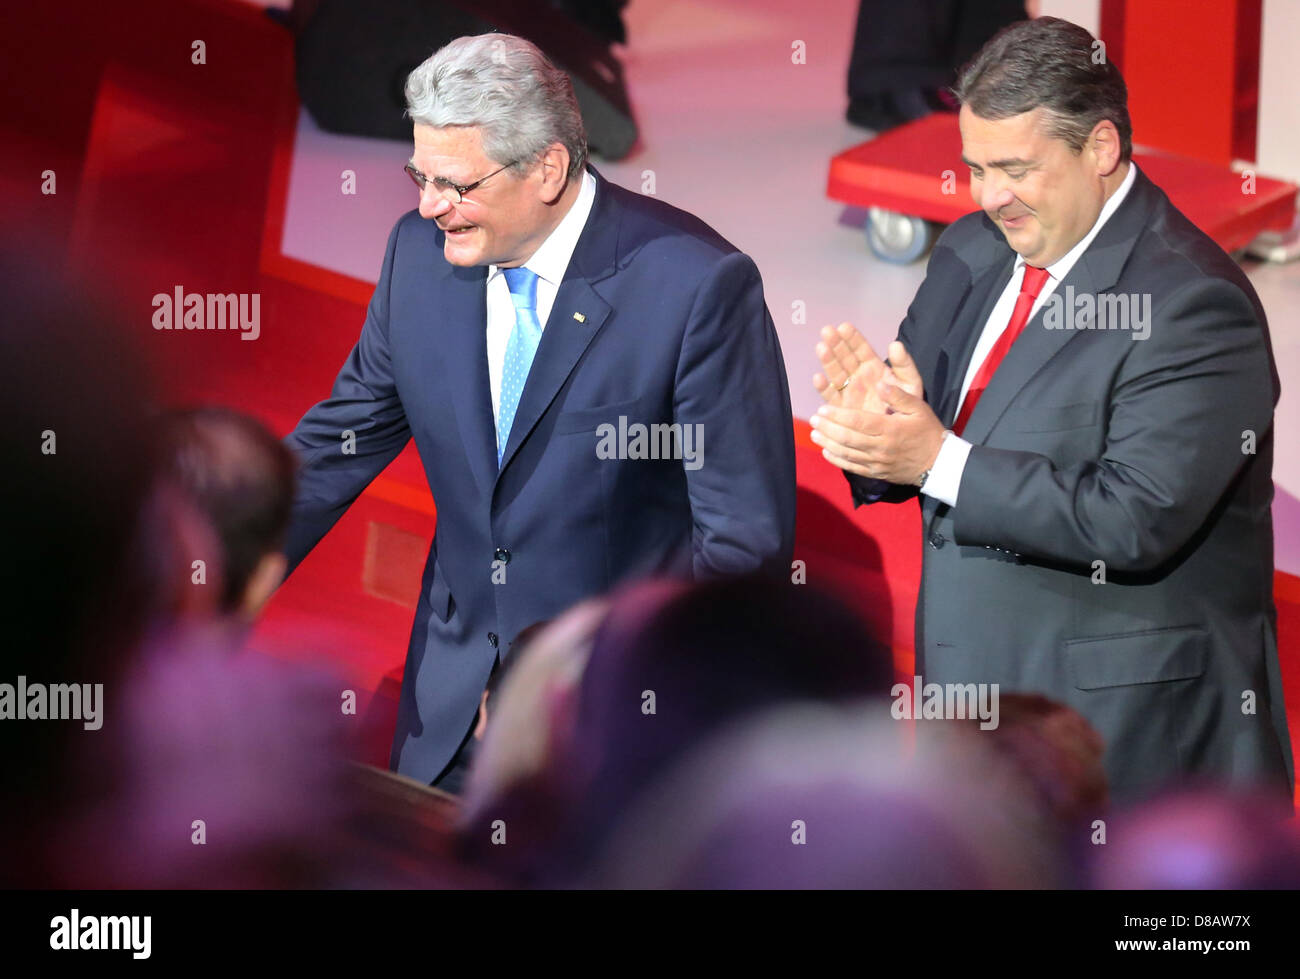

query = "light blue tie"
(497, 267), (542, 466)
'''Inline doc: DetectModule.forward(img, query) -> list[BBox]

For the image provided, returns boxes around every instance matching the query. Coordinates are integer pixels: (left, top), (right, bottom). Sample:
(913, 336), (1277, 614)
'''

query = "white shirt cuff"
(920, 432), (971, 507)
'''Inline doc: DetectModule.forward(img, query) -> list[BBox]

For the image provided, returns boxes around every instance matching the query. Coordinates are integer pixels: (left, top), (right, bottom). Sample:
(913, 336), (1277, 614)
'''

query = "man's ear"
(536, 142), (573, 204)
(1090, 119), (1122, 177)
(239, 551), (288, 621)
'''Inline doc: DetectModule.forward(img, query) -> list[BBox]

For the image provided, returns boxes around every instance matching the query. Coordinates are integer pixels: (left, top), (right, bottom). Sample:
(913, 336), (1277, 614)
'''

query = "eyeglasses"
(404, 160), (519, 204)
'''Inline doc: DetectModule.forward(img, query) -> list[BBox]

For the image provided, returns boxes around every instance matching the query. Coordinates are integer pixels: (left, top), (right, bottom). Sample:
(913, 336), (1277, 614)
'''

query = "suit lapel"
(936, 258), (1015, 427)
(918, 252), (1008, 528)
(438, 261), (498, 496)
(496, 167), (620, 476)
(954, 264), (1086, 445)
(496, 280), (612, 472)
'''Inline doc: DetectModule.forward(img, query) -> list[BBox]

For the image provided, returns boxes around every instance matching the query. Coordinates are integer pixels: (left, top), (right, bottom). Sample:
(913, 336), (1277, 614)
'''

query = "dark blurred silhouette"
(0, 244), (160, 885)
(847, 0), (1030, 131)
(551, 0), (629, 45)
(291, 0), (638, 157)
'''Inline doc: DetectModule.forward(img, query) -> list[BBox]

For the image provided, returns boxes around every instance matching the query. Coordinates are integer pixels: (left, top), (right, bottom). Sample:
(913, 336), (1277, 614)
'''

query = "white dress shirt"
(921, 161), (1138, 507)
(486, 168), (598, 426)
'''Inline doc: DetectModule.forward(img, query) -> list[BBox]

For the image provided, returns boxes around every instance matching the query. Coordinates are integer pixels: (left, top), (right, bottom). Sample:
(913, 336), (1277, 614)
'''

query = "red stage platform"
(827, 113), (1297, 263)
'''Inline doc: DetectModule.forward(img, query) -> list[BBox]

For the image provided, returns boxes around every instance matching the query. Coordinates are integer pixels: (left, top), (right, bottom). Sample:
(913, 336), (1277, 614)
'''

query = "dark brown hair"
(955, 17), (1133, 161)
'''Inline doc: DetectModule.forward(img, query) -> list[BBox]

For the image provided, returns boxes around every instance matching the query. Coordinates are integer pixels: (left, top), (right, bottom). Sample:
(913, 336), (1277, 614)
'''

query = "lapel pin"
(572, 312), (586, 323)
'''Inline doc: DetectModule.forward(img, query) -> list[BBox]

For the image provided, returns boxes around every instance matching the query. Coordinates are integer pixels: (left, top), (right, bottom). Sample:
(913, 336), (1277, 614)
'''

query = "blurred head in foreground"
(57, 627), (357, 888)
(974, 692), (1109, 826)
(457, 597), (614, 879)
(586, 702), (1065, 888)
(570, 574), (894, 830)
(1089, 787), (1300, 889)
(462, 599), (611, 817)
(0, 248), (359, 887)
(157, 405), (296, 622)
(461, 573), (894, 883)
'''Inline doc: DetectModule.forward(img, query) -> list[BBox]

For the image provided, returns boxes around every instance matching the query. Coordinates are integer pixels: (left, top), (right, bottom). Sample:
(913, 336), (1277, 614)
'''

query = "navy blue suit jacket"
(283, 167), (796, 783)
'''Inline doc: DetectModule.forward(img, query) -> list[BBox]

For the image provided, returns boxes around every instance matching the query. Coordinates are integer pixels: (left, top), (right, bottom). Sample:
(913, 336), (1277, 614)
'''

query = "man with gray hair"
(281, 34), (796, 792)
(809, 17), (1292, 804)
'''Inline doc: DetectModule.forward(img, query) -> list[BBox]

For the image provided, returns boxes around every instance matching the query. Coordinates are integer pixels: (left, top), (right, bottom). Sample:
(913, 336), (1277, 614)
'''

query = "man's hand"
(813, 323), (924, 412)
(809, 365), (946, 486)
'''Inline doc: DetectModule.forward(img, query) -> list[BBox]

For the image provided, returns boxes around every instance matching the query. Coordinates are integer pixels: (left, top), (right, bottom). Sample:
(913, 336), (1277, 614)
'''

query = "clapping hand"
(810, 326), (942, 486)
(813, 323), (924, 410)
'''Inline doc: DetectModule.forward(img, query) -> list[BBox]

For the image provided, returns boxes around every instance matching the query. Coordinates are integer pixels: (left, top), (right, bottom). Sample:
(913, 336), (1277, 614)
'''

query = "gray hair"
(404, 33), (588, 180)
(954, 17), (1133, 162)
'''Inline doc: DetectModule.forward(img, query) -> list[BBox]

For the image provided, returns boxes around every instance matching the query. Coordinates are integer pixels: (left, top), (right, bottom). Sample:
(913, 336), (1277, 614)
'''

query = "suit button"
(928, 532), (947, 550)
(487, 632), (498, 648)
(494, 547), (511, 564)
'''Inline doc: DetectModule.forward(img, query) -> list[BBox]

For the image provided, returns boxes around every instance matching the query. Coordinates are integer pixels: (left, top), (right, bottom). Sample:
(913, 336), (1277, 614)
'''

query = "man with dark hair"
(162, 407), (297, 621)
(810, 17), (1293, 803)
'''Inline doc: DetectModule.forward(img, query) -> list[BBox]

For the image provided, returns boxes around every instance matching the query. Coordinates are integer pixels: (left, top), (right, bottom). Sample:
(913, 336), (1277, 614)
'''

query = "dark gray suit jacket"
(850, 167), (1294, 803)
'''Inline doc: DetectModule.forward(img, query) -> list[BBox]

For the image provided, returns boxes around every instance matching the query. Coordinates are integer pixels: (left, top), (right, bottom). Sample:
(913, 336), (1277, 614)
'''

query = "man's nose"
(979, 178), (1015, 214)
(419, 187), (453, 220)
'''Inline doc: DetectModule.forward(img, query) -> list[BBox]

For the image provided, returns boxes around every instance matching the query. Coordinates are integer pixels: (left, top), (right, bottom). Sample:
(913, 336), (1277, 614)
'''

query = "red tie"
(952, 264), (1051, 436)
